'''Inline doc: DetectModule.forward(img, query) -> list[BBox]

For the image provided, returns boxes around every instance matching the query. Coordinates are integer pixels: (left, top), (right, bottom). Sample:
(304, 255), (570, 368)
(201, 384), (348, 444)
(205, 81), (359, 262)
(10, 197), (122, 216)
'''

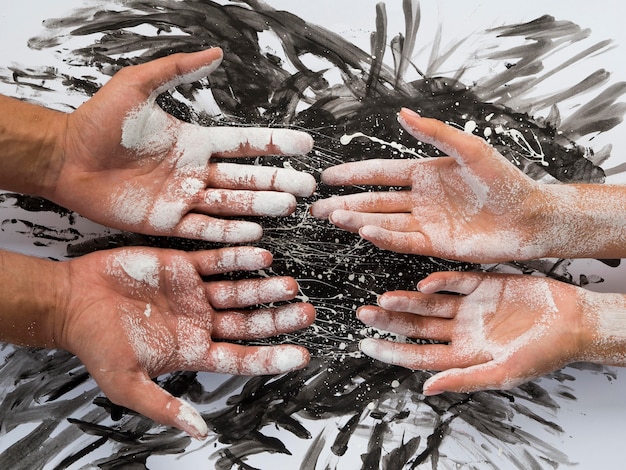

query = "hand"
(356, 271), (592, 395)
(53, 48), (316, 242)
(311, 108), (555, 263)
(56, 246), (315, 438)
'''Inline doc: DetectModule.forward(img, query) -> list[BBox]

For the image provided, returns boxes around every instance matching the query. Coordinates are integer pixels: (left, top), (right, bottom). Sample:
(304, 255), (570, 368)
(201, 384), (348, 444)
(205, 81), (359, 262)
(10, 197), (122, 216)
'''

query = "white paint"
(175, 399), (209, 439)
(212, 277), (293, 308)
(113, 251), (160, 288)
(340, 132), (424, 158)
(463, 120), (477, 134)
(494, 124), (549, 167)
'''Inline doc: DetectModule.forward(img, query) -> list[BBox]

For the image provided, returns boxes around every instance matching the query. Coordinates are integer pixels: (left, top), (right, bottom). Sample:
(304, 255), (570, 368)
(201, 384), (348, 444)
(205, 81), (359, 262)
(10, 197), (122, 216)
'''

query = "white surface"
(1, 1), (626, 469)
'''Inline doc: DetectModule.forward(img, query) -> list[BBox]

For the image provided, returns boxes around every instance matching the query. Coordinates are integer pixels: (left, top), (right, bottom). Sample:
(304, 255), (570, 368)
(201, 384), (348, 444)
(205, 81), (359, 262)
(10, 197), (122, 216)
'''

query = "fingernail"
(400, 107), (421, 119)
(359, 337), (385, 360)
(422, 377), (444, 396)
(175, 399), (209, 440)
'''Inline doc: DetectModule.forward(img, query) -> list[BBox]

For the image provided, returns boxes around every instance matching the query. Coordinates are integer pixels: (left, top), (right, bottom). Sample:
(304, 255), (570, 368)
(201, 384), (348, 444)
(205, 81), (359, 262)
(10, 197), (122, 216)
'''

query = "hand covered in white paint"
(311, 108), (561, 263)
(57, 246), (315, 439)
(357, 271), (626, 395)
(53, 47), (316, 242)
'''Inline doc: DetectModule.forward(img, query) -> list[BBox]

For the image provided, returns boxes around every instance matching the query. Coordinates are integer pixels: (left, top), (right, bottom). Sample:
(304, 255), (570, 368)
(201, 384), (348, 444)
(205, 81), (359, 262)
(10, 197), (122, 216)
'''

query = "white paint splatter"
(340, 132), (424, 158)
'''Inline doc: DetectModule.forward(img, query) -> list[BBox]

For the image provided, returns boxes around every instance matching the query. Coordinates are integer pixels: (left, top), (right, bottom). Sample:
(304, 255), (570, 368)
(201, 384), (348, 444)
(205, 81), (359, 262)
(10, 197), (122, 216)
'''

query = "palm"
(356, 271), (584, 395)
(60, 246), (314, 438)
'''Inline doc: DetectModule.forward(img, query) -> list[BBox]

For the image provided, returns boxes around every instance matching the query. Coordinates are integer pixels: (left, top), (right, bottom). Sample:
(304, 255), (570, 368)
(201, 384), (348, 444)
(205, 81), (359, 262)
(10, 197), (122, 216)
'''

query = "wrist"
(537, 183), (626, 259)
(0, 250), (68, 348)
(0, 95), (68, 198)
(578, 290), (626, 365)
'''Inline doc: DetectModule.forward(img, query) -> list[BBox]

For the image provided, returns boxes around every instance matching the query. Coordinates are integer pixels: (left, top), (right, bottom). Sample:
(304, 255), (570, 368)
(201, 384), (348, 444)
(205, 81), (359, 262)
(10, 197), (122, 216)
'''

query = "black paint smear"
(0, 1), (624, 468)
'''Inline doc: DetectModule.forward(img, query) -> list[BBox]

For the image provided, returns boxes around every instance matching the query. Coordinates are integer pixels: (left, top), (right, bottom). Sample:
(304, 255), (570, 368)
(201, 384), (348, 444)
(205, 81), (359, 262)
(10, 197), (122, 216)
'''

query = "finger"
(356, 306), (452, 341)
(174, 213), (263, 243)
(136, 48), (224, 98)
(310, 191), (413, 219)
(197, 189), (296, 217)
(378, 291), (461, 318)
(358, 225), (432, 256)
(327, 210), (419, 234)
(320, 159), (421, 186)
(359, 338), (483, 370)
(191, 247), (273, 276)
(204, 343), (310, 375)
(398, 108), (495, 167)
(208, 162), (316, 197)
(213, 303), (316, 339)
(422, 360), (523, 395)
(104, 373), (208, 439)
(206, 277), (299, 309)
(417, 271), (484, 295)
(208, 127), (314, 157)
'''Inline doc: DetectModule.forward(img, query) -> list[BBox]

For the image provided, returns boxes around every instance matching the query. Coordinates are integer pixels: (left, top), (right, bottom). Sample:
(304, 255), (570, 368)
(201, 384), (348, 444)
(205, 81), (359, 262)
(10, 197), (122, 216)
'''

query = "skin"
(358, 271), (626, 396)
(0, 48), (317, 437)
(0, 47), (316, 242)
(311, 108), (626, 262)
(0, 246), (315, 439)
(311, 108), (626, 394)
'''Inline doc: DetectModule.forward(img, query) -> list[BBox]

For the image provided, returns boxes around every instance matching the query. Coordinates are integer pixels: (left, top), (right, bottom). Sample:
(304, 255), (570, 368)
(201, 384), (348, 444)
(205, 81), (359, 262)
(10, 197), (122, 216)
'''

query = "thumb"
(104, 373), (209, 439)
(397, 108), (496, 168)
(136, 48), (224, 98)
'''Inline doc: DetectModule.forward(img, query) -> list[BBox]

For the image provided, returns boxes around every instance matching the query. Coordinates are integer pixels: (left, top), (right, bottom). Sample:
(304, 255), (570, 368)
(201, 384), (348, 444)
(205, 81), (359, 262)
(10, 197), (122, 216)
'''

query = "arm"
(356, 271), (626, 395)
(0, 95), (67, 197)
(0, 48), (316, 242)
(0, 246), (315, 438)
(311, 108), (626, 262)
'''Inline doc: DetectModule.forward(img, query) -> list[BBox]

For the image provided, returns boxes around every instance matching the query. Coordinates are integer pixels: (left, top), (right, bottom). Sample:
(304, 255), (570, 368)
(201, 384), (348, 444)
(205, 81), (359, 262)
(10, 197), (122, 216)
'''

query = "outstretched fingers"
(197, 189), (296, 217)
(173, 213), (263, 243)
(326, 210), (419, 234)
(417, 271), (484, 295)
(206, 276), (299, 309)
(357, 305), (452, 341)
(209, 127), (314, 159)
(204, 343), (310, 375)
(359, 338), (480, 371)
(358, 225), (432, 256)
(191, 246), (274, 277)
(213, 303), (315, 340)
(208, 162), (316, 197)
(310, 191), (414, 219)
(320, 159), (419, 186)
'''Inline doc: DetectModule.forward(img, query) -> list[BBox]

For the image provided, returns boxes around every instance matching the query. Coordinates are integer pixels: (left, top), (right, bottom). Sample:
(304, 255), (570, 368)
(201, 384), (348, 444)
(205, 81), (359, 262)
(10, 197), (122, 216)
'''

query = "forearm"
(0, 249), (66, 348)
(0, 94), (67, 197)
(541, 183), (626, 259)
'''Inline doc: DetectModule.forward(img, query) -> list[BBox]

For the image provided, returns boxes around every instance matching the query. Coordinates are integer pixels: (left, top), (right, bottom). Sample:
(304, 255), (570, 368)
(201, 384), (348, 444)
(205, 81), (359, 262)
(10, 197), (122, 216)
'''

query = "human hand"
(311, 108), (557, 263)
(56, 246), (315, 438)
(356, 271), (595, 395)
(53, 48), (316, 242)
